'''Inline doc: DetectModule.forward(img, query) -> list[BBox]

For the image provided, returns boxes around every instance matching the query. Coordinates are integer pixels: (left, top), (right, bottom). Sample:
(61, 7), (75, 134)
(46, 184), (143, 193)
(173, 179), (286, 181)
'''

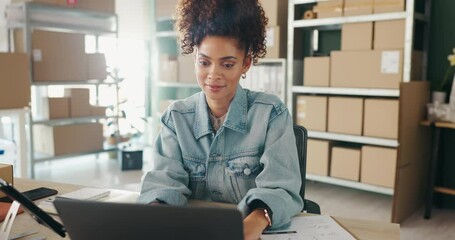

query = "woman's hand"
(243, 208), (269, 240)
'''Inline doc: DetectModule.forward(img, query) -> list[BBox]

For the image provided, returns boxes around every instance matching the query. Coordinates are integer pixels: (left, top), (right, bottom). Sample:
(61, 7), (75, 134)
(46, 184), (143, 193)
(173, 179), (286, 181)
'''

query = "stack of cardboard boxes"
(261, 0), (288, 59)
(297, 0), (410, 188)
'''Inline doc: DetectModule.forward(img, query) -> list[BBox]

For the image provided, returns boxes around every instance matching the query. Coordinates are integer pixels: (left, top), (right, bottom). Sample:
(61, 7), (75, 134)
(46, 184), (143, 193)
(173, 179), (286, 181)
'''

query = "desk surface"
(12, 178), (399, 240)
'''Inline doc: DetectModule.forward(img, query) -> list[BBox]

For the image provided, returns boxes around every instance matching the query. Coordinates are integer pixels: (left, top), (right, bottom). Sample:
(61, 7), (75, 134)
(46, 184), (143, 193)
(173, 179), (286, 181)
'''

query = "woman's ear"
(243, 55), (252, 73)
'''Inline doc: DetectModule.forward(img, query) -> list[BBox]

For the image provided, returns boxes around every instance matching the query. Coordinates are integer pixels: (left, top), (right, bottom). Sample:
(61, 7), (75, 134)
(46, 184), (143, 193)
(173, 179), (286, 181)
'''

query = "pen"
(263, 230), (297, 235)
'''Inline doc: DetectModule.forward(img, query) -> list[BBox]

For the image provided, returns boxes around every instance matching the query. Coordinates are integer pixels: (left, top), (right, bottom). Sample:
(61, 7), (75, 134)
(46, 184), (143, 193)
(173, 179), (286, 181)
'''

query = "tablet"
(0, 178), (66, 237)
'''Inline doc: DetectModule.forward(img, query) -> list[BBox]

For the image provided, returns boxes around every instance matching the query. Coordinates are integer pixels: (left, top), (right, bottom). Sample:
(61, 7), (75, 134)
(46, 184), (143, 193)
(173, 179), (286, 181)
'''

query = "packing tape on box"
(303, 10), (316, 19)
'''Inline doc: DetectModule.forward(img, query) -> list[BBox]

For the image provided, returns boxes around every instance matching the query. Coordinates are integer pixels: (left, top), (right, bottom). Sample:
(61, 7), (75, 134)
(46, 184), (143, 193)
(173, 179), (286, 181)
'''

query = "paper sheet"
(262, 215), (356, 240)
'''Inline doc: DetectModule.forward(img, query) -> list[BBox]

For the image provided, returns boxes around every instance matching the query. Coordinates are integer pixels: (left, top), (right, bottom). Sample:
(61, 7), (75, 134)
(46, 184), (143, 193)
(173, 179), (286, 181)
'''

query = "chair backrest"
(293, 125), (321, 214)
(293, 125), (308, 200)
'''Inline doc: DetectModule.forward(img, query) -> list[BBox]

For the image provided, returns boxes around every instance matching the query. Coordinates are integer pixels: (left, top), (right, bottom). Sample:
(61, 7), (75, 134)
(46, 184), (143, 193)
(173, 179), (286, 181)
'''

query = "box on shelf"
(344, 0), (373, 16)
(307, 139), (331, 176)
(303, 56), (330, 86)
(41, 97), (70, 119)
(33, 123), (104, 156)
(260, 0), (288, 26)
(265, 26), (286, 59)
(374, 0), (405, 13)
(361, 146), (397, 188)
(12, 0), (115, 13)
(364, 98), (399, 139)
(328, 97), (363, 135)
(14, 30), (87, 82)
(341, 22), (373, 50)
(155, 0), (178, 19)
(159, 54), (178, 82)
(90, 106), (107, 116)
(374, 20), (405, 50)
(64, 88), (91, 117)
(177, 55), (195, 83)
(87, 53), (107, 80)
(313, 0), (344, 18)
(295, 95), (328, 131)
(0, 53), (30, 109)
(0, 164), (13, 197)
(330, 147), (361, 181)
(330, 49), (403, 89)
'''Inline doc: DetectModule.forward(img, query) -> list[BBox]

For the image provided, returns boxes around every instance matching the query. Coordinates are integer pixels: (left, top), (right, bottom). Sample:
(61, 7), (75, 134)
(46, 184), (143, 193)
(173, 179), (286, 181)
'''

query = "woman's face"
(195, 36), (251, 106)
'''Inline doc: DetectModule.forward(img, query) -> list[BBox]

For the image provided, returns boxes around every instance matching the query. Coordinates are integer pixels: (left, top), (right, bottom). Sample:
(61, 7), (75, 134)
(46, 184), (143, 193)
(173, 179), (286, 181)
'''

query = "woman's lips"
(205, 83), (225, 92)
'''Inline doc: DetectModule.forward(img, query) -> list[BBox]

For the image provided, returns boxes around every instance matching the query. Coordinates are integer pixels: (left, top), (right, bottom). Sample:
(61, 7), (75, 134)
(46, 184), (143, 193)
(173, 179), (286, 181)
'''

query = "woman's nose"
(207, 65), (221, 79)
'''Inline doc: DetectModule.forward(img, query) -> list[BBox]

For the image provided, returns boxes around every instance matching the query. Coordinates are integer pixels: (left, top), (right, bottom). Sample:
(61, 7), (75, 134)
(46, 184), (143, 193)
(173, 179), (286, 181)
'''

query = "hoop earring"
(241, 73), (246, 79)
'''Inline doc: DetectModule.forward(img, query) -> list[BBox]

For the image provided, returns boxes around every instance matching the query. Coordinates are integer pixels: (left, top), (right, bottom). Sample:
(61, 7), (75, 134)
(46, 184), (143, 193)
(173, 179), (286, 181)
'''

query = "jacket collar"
(194, 85), (248, 140)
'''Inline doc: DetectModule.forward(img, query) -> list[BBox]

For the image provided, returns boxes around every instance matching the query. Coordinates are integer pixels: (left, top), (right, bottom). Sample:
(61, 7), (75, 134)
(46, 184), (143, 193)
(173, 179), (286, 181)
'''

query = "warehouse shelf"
(32, 115), (120, 126)
(292, 86), (400, 97)
(156, 31), (178, 38)
(31, 79), (120, 86)
(34, 146), (118, 163)
(306, 174), (394, 195)
(157, 81), (199, 88)
(6, 2), (117, 36)
(308, 131), (399, 147)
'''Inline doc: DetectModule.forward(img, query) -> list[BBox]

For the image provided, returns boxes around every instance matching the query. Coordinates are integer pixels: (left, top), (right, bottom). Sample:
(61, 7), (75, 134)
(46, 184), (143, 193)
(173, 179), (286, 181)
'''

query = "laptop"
(54, 198), (244, 240)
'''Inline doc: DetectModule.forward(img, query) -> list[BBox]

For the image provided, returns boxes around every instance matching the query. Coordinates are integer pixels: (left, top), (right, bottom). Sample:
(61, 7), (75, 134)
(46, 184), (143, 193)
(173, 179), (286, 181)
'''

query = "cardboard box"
(307, 139), (331, 176)
(87, 53), (107, 80)
(0, 164), (14, 198)
(344, 0), (373, 16)
(303, 57), (330, 86)
(361, 146), (397, 188)
(374, 20), (405, 50)
(41, 97), (70, 119)
(296, 96), (328, 131)
(341, 22), (373, 50)
(178, 55), (195, 83)
(0, 53), (30, 109)
(90, 106), (107, 116)
(260, 0), (288, 26)
(33, 123), (104, 156)
(64, 88), (91, 117)
(159, 55), (178, 82)
(265, 26), (286, 59)
(14, 30), (87, 82)
(374, 0), (405, 13)
(314, 0), (344, 18)
(330, 50), (403, 89)
(364, 99), (399, 139)
(330, 147), (361, 181)
(155, 0), (178, 19)
(328, 97), (363, 135)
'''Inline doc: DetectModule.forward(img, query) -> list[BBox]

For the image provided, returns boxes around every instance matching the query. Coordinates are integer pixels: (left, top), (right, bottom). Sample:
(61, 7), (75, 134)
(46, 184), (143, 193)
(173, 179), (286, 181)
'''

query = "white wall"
(0, 0), (11, 51)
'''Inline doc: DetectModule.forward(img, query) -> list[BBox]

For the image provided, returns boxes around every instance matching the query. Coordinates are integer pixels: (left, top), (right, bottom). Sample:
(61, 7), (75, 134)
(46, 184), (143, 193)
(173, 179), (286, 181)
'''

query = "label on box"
(32, 49), (42, 62)
(381, 51), (400, 74)
(266, 28), (275, 47)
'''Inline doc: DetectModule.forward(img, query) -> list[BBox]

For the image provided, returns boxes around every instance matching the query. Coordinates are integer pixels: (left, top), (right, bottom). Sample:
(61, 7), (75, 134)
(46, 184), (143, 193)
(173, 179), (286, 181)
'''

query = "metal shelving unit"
(6, 2), (120, 178)
(288, 0), (432, 223)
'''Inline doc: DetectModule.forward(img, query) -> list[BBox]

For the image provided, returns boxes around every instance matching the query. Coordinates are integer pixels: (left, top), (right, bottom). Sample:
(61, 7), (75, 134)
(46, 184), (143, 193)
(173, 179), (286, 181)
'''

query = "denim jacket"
(138, 85), (303, 229)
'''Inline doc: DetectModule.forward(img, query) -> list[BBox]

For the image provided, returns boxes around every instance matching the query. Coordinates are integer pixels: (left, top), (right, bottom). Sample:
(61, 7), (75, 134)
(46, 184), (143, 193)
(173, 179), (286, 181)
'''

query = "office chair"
(294, 124), (321, 214)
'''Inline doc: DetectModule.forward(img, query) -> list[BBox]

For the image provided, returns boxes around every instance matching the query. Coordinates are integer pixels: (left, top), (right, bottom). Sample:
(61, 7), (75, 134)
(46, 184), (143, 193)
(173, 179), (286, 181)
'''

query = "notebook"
(54, 198), (244, 240)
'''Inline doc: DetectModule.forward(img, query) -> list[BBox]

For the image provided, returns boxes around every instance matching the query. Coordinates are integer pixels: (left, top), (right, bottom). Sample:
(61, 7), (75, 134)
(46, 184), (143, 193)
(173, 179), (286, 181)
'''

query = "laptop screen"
(54, 198), (244, 240)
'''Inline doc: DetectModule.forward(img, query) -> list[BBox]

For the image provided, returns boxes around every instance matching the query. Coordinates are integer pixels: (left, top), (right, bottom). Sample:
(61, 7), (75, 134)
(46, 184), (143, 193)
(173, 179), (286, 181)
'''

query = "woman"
(138, 0), (303, 239)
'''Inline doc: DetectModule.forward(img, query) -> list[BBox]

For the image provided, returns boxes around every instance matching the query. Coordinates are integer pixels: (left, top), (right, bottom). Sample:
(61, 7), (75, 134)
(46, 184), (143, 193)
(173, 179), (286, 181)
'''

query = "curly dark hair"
(174, 0), (268, 64)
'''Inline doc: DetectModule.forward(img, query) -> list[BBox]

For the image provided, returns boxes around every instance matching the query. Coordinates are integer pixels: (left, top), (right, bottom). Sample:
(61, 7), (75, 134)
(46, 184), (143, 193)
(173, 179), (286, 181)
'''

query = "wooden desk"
(421, 121), (455, 219)
(11, 178), (400, 240)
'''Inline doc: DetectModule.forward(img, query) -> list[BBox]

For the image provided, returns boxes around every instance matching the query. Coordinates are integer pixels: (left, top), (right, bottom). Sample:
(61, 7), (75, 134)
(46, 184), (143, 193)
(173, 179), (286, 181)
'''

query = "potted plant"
(432, 48), (455, 103)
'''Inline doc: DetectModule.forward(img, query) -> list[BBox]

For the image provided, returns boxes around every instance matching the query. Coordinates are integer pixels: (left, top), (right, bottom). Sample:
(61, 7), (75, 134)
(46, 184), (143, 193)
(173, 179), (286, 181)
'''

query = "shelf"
(156, 31), (177, 38)
(6, 2), (117, 35)
(308, 130), (399, 147)
(294, 12), (411, 28)
(33, 115), (119, 126)
(306, 174), (394, 195)
(157, 81), (199, 88)
(292, 86), (400, 97)
(34, 147), (118, 163)
(31, 79), (119, 86)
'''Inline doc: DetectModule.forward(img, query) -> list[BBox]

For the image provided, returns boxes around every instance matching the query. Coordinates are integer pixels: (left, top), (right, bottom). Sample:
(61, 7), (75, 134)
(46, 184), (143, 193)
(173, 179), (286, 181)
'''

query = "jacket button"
(243, 168), (251, 176)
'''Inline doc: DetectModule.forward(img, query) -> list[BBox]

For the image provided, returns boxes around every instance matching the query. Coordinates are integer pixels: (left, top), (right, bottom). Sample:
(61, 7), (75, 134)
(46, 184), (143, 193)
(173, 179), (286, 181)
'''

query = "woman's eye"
(223, 63), (234, 68)
(198, 60), (209, 66)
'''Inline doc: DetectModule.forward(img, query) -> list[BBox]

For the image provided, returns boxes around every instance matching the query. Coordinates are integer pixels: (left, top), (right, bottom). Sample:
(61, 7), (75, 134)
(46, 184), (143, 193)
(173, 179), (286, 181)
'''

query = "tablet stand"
(0, 201), (20, 240)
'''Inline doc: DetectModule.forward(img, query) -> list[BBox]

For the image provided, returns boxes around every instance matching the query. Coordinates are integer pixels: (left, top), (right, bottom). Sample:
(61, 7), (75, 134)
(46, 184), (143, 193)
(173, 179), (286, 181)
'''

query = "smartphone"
(0, 187), (58, 202)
